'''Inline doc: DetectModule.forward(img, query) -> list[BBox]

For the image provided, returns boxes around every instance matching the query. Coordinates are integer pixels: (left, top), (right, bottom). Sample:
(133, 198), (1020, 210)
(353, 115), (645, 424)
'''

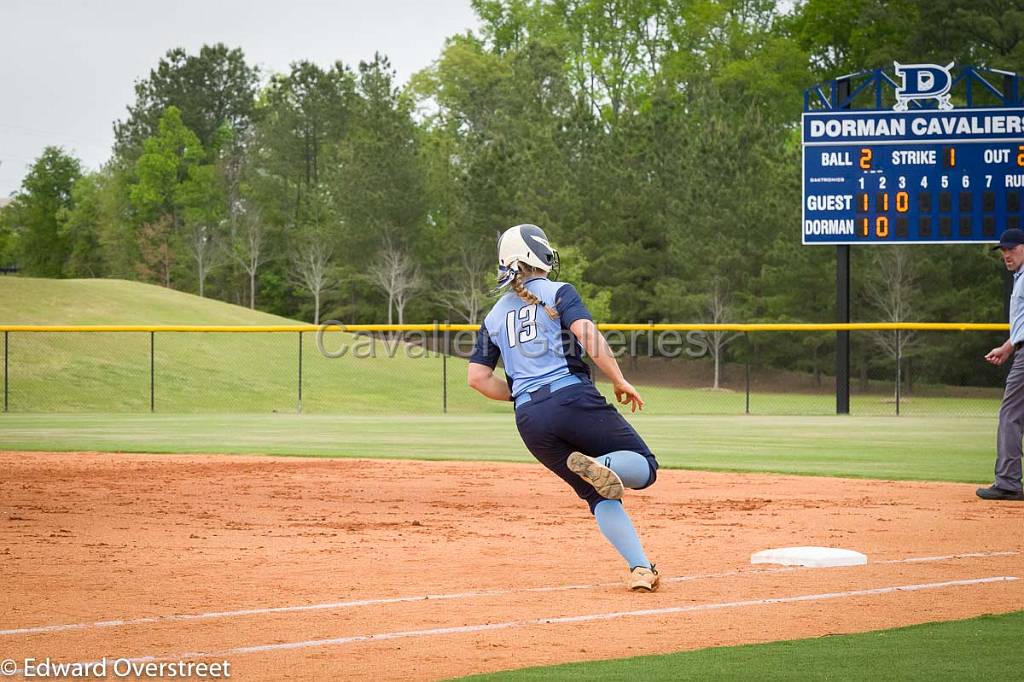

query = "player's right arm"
(467, 320), (512, 401)
(569, 318), (644, 413)
(468, 362), (512, 401)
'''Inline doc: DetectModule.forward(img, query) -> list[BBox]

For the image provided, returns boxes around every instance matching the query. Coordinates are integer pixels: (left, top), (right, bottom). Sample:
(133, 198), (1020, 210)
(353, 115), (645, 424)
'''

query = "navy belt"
(514, 375), (583, 409)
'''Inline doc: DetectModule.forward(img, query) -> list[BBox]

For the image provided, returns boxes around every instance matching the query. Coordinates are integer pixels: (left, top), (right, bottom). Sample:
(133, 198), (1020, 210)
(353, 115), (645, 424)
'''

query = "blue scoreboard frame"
(802, 108), (1024, 244)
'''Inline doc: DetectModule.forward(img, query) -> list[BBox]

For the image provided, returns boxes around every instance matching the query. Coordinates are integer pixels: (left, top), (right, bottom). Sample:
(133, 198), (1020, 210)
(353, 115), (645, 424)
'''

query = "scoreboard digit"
(802, 108), (1024, 244)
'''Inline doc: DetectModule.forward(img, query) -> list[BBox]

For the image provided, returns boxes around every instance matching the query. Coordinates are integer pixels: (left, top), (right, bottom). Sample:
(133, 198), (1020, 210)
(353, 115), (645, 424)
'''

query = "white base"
(751, 546), (867, 568)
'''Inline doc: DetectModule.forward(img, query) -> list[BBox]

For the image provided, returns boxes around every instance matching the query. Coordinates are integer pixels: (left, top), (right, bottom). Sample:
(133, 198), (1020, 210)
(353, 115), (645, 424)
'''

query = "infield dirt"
(1, 452), (1021, 680)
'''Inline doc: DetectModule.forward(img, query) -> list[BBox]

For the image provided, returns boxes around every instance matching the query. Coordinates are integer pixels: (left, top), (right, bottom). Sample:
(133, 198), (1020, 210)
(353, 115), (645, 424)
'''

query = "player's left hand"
(614, 380), (644, 413)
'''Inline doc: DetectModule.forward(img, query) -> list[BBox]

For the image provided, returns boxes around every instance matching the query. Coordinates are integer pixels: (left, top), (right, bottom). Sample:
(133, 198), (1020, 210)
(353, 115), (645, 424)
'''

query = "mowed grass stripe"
(0, 413), (996, 483)
(452, 610), (1024, 681)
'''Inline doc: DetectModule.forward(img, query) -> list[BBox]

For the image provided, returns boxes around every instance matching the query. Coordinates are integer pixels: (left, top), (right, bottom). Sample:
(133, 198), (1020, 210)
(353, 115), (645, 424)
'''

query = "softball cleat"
(629, 565), (660, 592)
(567, 452), (624, 500)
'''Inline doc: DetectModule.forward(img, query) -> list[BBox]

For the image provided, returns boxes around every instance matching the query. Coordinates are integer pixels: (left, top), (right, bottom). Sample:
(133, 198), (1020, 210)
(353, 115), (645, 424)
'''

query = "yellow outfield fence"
(0, 323), (1010, 333)
(0, 322), (1011, 416)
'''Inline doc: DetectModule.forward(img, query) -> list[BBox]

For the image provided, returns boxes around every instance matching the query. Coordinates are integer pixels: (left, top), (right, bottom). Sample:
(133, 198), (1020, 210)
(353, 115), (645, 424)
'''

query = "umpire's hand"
(986, 340), (1014, 366)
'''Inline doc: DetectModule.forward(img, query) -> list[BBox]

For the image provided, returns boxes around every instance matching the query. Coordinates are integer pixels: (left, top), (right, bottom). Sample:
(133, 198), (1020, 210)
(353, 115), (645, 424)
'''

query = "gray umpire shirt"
(1013, 268), (1024, 346)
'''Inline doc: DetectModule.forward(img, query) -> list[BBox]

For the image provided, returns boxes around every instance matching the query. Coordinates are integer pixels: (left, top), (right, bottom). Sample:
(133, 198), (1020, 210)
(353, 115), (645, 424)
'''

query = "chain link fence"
(0, 325), (1007, 417)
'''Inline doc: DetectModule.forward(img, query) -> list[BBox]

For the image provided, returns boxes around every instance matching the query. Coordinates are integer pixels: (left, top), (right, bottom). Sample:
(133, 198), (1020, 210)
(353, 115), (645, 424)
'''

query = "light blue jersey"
(470, 277), (593, 398)
(1011, 268), (1024, 345)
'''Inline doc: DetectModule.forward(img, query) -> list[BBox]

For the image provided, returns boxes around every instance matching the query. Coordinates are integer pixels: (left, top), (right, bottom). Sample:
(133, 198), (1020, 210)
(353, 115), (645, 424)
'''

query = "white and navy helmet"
(496, 223), (559, 290)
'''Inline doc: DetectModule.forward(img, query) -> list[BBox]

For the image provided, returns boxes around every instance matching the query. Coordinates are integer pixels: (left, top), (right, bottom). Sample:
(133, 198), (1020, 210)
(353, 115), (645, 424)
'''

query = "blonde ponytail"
(512, 268), (559, 319)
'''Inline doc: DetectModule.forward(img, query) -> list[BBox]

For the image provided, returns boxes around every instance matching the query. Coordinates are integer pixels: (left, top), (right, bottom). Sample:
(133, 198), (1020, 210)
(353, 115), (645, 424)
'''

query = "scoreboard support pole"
(836, 245), (851, 414)
(836, 77), (852, 415)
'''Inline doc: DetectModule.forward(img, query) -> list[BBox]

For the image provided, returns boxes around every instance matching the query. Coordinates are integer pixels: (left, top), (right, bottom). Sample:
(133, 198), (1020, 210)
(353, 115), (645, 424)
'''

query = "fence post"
(895, 329), (901, 416)
(745, 332), (751, 415)
(3, 331), (8, 413)
(149, 331), (155, 413)
(443, 320), (449, 414)
(297, 331), (303, 414)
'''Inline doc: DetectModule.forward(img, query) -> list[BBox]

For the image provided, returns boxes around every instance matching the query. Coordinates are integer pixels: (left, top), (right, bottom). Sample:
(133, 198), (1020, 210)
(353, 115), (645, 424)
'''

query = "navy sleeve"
(555, 284), (593, 327)
(469, 322), (500, 368)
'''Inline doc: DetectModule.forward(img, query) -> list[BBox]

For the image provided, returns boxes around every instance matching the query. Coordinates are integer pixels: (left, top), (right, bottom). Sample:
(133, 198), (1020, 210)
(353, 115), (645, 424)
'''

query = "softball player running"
(468, 224), (660, 592)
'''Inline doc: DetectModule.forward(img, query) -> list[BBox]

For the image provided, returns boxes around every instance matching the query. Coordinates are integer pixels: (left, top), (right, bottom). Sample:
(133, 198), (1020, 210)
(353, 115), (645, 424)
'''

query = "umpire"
(979, 228), (1024, 501)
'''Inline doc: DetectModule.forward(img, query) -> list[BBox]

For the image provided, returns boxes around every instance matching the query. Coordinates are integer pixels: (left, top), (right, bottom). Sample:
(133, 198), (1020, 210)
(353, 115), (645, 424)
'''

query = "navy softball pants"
(514, 381), (659, 512)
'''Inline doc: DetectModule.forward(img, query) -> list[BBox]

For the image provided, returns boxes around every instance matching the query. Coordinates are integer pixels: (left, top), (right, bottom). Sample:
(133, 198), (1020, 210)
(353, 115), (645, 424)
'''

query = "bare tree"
(705, 281), (742, 390)
(231, 207), (268, 310)
(290, 234), (333, 324)
(394, 263), (423, 325)
(368, 240), (423, 325)
(865, 246), (919, 390)
(187, 222), (220, 298)
(433, 244), (491, 323)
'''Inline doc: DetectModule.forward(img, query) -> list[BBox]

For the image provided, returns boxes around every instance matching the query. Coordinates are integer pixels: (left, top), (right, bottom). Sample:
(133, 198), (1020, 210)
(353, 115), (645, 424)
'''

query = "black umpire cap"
(994, 228), (1024, 250)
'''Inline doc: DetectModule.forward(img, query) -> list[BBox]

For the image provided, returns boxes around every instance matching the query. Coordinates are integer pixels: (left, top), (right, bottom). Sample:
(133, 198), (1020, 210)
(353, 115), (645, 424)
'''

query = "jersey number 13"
(506, 305), (538, 346)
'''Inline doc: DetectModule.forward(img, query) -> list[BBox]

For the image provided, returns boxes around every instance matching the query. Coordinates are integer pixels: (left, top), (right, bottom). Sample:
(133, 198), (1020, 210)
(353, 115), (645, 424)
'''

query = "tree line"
(2, 0), (1022, 389)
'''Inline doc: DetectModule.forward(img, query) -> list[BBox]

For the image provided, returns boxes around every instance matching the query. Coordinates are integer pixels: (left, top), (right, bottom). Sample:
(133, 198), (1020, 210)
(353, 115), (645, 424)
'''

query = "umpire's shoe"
(629, 565), (660, 592)
(567, 452), (624, 500)
(976, 486), (1024, 501)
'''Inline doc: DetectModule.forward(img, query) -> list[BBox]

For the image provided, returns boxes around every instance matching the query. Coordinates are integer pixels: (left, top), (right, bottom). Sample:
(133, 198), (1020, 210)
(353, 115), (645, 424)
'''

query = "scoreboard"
(802, 108), (1024, 244)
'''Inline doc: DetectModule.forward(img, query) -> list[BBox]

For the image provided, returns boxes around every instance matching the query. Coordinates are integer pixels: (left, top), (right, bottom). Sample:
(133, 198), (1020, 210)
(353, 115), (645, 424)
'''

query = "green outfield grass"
(0, 413), (996, 483)
(0, 278), (1002, 416)
(0, 277), (1002, 483)
(453, 610), (1024, 681)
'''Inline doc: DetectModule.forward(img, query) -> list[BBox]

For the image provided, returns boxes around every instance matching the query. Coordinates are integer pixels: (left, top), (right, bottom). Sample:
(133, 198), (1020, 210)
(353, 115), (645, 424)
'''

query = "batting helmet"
(496, 224), (558, 289)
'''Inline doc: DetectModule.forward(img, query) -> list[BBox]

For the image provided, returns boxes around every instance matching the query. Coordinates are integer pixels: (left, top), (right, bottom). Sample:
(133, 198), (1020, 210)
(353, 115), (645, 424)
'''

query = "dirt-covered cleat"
(629, 565), (660, 592)
(567, 452), (624, 500)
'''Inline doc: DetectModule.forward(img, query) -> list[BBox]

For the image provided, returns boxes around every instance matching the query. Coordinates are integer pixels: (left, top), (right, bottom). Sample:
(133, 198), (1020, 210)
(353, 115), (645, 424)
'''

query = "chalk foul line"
(101, 576), (1020, 662)
(1, 550), (1016, 638)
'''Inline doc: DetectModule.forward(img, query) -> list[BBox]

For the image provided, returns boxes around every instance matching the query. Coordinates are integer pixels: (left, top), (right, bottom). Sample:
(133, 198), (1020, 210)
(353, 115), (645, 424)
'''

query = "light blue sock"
(593, 499), (650, 569)
(598, 450), (651, 489)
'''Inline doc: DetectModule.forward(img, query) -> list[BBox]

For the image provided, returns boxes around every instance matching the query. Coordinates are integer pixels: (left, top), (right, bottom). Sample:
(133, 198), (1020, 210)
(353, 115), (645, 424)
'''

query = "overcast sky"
(0, 0), (480, 197)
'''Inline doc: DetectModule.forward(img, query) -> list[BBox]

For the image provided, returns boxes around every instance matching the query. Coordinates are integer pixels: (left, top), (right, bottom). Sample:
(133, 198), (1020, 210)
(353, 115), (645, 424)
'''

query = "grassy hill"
(0, 277), (500, 414)
(0, 277), (298, 325)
